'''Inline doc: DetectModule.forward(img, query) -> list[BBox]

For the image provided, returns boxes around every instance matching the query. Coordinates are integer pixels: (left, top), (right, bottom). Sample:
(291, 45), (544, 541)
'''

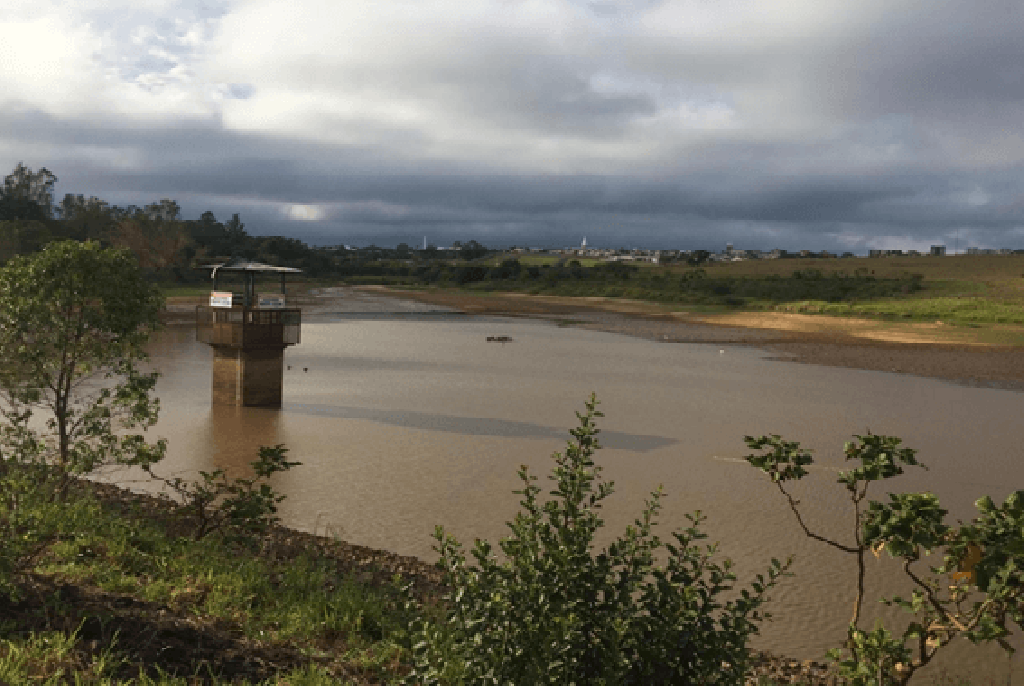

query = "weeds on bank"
(0, 461), (412, 683)
(0, 631), (351, 686)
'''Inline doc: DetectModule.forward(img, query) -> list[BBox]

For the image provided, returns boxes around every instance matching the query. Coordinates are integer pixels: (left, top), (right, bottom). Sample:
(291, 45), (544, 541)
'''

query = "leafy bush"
(406, 395), (790, 685)
(144, 444), (301, 542)
(453, 265), (488, 285)
(745, 433), (1024, 685)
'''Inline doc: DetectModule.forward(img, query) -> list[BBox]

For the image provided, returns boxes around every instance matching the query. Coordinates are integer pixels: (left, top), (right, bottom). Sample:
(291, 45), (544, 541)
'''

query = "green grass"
(565, 257), (607, 267)
(0, 479), (414, 684)
(354, 254), (1024, 333)
(806, 297), (1024, 324)
(509, 255), (560, 266)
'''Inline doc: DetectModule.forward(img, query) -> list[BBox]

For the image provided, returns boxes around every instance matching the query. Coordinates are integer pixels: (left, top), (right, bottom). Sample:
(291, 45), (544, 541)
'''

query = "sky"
(3, 0), (1024, 252)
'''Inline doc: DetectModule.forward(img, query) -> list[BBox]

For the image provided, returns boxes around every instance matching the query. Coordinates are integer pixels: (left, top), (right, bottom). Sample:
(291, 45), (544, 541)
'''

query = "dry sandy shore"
(349, 286), (1024, 393)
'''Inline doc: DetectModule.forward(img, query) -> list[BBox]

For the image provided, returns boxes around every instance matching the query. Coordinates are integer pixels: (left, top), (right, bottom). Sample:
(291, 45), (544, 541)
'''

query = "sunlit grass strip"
(0, 629), (123, 684)
(0, 633), (358, 686)
(771, 297), (1024, 324)
(458, 281), (1024, 326)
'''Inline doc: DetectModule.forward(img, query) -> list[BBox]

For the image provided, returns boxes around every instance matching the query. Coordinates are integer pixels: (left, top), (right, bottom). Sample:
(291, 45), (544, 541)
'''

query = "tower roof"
(199, 258), (302, 275)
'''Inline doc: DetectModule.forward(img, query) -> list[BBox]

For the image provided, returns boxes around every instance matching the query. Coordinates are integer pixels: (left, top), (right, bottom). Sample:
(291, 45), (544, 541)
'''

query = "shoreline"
(162, 283), (1024, 390)
(73, 478), (839, 685)
(351, 285), (1024, 392)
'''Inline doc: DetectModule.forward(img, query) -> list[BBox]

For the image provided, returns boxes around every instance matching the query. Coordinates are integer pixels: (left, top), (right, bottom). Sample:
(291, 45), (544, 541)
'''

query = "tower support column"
(211, 345), (286, 407)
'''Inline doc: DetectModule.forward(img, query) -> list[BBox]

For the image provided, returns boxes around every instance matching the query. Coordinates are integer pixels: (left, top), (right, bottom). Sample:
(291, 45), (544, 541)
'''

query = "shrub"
(144, 444), (301, 542)
(406, 395), (790, 685)
(453, 265), (488, 285)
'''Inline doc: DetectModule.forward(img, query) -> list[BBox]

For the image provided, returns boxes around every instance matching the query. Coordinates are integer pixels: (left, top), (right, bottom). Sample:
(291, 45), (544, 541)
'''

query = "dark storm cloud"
(5, 101), (1023, 252)
(4, 0), (1024, 252)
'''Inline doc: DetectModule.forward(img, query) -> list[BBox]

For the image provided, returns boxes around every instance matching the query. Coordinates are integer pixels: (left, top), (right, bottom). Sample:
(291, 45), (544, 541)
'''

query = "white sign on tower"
(210, 291), (232, 308)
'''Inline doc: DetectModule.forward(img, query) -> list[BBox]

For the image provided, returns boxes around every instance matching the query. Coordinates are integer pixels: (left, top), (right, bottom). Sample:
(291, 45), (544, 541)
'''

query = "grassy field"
(483, 254), (609, 268)
(467, 254), (1024, 331)
(689, 255), (1024, 326)
(688, 254), (1024, 284)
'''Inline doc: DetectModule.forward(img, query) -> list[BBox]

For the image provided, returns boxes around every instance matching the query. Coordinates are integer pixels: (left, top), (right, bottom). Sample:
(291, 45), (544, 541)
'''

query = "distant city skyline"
(4, 1), (1024, 254)
(339, 239), (1003, 258)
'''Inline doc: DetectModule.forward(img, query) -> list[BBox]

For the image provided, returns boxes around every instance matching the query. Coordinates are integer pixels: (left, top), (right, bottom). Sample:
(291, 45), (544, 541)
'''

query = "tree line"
(0, 163), (497, 281)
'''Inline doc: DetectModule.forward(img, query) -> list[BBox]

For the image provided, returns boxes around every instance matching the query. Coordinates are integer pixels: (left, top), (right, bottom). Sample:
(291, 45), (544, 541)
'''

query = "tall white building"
(581, 236), (587, 249)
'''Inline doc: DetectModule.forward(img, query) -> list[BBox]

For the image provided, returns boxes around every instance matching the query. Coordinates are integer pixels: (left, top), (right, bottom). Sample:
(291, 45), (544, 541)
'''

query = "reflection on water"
(285, 402), (676, 451)
(139, 314), (1024, 682)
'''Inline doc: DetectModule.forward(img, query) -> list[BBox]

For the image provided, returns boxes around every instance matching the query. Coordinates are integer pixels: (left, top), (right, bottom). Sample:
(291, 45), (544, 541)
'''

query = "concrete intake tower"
(195, 259), (302, 407)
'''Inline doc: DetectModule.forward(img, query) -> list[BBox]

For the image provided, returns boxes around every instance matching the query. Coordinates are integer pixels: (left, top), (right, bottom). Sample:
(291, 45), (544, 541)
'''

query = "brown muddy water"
(118, 291), (1022, 682)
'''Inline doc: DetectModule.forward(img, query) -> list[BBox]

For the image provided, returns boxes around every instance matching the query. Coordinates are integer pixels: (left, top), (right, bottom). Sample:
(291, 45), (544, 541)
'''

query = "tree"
(0, 241), (166, 487)
(687, 249), (711, 266)
(0, 163), (58, 221)
(143, 198), (181, 221)
(459, 239), (488, 260)
(55, 194), (115, 242)
(105, 216), (190, 278)
(0, 220), (52, 263)
(58, 193), (109, 221)
(224, 213), (248, 244)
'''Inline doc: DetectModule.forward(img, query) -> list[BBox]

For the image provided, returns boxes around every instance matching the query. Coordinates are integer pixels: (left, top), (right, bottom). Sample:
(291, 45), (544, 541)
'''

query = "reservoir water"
(132, 298), (1023, 682)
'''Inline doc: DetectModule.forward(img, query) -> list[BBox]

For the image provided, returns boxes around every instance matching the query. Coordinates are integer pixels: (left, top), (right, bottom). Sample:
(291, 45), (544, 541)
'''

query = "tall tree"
(460, 239), (488, 260)
(58, 193), (109, 221)
(56, 193), (115, 242)
(105, 216), (190, 277)
(144, 198), (181, 221)
(0, 241), (166, 487)
(224, 213), (247, 244)
(0, 220), (52, 263)
(0, 163), (58, 221)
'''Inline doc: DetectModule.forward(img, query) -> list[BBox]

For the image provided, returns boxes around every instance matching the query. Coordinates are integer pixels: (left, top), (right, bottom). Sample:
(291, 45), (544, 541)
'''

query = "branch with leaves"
(745, 433), (1023, 685)
(144, 445), (301, 542)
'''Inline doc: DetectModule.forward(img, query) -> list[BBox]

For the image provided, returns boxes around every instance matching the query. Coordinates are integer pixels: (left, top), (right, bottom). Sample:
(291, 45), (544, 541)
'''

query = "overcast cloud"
(3, 0), (1024, 251)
